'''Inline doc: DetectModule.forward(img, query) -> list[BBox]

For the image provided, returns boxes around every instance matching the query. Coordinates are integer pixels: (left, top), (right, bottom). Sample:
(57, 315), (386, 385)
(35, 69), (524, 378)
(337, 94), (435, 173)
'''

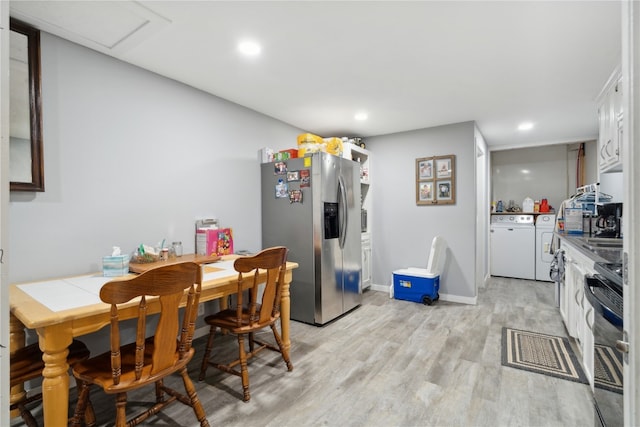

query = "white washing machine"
(535, 214), (556, 281)
(490, 214), (535, 280)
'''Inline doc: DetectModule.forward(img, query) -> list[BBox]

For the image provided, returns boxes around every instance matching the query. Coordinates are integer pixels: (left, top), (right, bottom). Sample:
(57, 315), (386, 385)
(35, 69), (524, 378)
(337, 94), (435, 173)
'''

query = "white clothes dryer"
(535, 214), (556, 281)
(490, 214), (535, 280)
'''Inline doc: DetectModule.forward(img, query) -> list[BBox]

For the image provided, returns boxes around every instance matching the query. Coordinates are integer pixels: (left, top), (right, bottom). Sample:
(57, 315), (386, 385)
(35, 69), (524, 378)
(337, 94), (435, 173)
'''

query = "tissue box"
(103, 255), (130, 277)
(196, 228), (219, 256)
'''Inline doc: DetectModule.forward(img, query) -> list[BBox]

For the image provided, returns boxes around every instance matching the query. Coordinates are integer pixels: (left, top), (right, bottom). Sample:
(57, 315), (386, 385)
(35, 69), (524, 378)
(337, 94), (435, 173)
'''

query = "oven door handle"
(584, 275), (623, 328)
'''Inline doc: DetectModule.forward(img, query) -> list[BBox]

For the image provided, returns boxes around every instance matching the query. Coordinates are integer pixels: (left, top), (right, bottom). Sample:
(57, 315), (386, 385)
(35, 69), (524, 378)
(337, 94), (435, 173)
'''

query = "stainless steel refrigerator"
(261, 151), (362, 325)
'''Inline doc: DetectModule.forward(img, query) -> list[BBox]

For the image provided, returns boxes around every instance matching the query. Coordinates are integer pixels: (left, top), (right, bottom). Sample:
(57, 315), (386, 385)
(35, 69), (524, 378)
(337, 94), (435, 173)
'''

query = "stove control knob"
(616, 340), (630, 354)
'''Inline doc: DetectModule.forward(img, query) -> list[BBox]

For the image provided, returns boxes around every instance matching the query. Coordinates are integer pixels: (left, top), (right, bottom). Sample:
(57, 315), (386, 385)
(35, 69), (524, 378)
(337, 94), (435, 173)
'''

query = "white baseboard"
(438, 293), (477, 305)
(369, 283), (388, 293)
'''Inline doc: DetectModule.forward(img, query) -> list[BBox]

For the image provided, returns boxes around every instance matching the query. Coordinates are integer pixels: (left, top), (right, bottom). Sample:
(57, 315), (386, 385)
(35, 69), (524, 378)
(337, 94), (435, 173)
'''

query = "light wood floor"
(12, 276), (595, 426)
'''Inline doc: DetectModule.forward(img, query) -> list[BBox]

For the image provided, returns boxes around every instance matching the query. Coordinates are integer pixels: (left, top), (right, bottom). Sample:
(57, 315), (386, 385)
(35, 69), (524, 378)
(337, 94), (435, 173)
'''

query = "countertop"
(555, 232), (623, 264)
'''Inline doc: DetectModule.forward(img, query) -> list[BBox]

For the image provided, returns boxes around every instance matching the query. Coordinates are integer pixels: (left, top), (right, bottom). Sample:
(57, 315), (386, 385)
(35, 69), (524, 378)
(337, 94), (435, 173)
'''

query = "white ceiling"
(9, 0), (621, 149)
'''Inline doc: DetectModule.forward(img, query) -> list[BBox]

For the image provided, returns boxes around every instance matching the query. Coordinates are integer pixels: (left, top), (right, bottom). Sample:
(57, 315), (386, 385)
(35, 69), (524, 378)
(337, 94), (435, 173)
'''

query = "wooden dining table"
(9, 254), (298, 427)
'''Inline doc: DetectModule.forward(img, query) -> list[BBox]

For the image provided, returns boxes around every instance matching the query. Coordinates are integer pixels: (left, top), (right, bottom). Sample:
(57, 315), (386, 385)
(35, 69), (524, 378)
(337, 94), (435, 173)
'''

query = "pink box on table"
(216, 228), (234, 255)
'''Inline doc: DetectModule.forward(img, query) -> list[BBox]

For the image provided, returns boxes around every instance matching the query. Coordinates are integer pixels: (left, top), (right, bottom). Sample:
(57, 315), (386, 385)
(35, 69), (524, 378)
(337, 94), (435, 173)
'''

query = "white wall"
(491, 144), (570, 213)
(491, 141), (622, 212)
(568, 141), (623, 202)
(621, 3), (639, 423)
(0, 2), (10, 424)
(566, 141), (605, 199)
(366, 121), (477, 301)
(475, 127), (489, 289)
(599, 172), (624, 202)
(8, 33), (302, 284)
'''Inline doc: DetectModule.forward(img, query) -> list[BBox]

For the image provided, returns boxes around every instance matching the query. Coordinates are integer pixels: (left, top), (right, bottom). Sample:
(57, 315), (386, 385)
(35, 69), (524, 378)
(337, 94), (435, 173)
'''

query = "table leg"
(281, 269), (293, 353)
(38, 324), (73, 427)
(9, 314), (27, 417)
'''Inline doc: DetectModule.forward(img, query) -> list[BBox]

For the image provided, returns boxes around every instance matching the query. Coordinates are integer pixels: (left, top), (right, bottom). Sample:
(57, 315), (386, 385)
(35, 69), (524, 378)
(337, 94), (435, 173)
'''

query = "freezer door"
(261, 158), (317, 324)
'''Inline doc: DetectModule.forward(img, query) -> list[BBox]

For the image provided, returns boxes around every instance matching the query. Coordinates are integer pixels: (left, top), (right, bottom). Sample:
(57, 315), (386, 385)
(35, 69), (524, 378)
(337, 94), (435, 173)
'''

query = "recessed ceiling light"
(238, 41), (261, 56)
(518, 122), (534, 131)
(354, 112), (368, 121)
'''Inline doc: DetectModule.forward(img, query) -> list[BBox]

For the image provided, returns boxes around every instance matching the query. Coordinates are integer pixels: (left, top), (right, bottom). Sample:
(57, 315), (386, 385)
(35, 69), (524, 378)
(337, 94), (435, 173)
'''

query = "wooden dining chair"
(198, 246), (293, 402)
(70, 262), (210, 427)
(10, 339), (96, 426)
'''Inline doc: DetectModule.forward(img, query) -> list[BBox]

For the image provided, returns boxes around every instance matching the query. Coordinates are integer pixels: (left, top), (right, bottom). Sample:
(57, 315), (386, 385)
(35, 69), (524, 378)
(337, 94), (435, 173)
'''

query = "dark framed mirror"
(10, 18), (44, 192)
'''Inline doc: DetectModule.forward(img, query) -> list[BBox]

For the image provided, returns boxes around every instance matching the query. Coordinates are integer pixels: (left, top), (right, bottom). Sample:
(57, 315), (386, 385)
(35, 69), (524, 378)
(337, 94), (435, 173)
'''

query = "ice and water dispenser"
(324, 202), (339, 239)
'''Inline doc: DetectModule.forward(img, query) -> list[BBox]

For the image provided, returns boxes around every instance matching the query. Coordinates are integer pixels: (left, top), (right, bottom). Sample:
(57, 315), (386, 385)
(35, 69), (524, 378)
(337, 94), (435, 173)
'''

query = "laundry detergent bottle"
(523, 197), (534, 213)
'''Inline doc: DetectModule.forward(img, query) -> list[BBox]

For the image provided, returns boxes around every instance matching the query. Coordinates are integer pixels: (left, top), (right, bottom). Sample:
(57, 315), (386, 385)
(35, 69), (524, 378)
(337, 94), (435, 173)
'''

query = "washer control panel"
(491, 214), (535, 225)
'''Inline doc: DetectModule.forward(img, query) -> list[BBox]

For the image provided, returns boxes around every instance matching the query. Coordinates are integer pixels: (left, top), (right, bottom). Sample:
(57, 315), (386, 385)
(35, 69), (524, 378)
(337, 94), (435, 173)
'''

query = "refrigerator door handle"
(338, 176), (347, 249)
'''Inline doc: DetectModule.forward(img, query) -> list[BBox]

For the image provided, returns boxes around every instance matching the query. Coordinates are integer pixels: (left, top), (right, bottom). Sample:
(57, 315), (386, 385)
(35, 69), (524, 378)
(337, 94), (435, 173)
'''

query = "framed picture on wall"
(416, 154), (456, 205)
(436, 180), (452, 201)
(418, 159), (433, 179)
(436, 157), (452, 178)
(418, 181), (434, 202)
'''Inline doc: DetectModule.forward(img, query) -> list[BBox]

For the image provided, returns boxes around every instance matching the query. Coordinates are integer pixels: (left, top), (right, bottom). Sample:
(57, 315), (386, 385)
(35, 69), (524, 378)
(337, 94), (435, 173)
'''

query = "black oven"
(584, 263), (624, 427)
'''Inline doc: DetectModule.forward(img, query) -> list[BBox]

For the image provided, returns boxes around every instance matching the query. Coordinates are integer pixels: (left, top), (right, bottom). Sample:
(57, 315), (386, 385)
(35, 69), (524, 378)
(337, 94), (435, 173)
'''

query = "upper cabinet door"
(597, 69), (623, 174)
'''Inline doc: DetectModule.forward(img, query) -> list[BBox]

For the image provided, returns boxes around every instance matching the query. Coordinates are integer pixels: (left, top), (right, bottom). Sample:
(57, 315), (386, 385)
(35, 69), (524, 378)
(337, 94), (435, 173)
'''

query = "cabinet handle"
(586, 308), (593, 331)
(576, 285), (583, 308)
(616, 340), (630, 354)
(574, 288), (580, 305)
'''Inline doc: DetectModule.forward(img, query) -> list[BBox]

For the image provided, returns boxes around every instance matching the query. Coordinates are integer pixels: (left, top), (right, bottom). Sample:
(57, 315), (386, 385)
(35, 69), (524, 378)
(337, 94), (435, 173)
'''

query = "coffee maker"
(594, 202), (623, 238)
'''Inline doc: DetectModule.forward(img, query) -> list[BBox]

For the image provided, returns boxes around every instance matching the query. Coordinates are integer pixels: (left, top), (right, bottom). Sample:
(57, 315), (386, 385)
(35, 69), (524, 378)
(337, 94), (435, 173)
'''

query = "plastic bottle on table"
(172, 241), (183, 257)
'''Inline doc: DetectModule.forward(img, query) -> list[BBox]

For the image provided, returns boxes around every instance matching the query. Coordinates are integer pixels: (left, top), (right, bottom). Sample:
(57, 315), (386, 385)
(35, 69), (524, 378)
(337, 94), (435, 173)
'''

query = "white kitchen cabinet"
(559, 270), (569, 332)
(563, 251), (579, 338)
(560, 240), (596, 388)
(597, 68), (623, 173)
(361, 233), (371, 289)
(582, 295), (595, 389)
(569, 258), (595, 387)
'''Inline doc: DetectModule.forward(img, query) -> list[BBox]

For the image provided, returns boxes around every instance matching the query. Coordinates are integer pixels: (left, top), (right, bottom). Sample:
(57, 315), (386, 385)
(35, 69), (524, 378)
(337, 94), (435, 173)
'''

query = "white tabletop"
(16, 260), (237, 313)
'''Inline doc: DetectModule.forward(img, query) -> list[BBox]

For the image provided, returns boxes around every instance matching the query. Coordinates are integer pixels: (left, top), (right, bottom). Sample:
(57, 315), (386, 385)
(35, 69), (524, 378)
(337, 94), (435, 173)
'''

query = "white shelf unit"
(343, 142), (372, 290)
(361, 233), (371, 289)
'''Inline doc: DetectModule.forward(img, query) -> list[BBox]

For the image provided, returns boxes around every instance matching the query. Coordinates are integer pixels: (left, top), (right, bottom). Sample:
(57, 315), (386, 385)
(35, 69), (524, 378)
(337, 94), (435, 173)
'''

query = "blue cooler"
(392, 268), (440, 305)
